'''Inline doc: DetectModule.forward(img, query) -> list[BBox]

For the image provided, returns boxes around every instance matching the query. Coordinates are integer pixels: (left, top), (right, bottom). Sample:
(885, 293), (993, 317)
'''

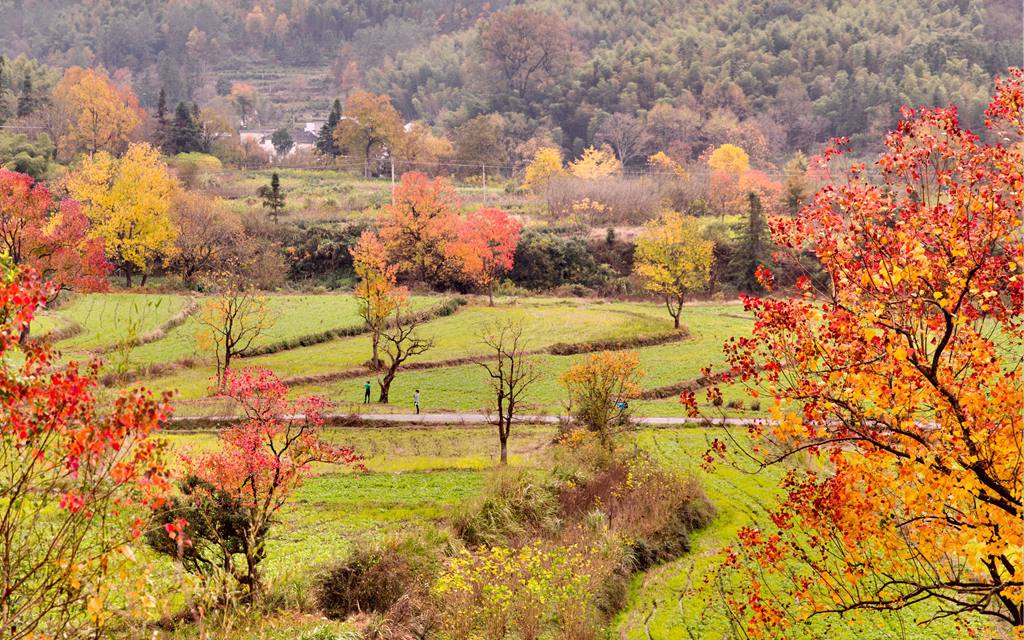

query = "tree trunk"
(488, 283), (494, 307)
(371, 332), (381, 369)
(221, 348), (232, 389)
(377, 372), (395, 403)
(140, 272), (148, 287)
(499, 434), (508, 464)
(124, 267), (132, 288)
(673, 313), (680, 329)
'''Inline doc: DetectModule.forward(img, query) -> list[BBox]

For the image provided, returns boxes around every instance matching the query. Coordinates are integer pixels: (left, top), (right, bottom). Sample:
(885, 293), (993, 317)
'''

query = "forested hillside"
(0, 0), (1019, 160)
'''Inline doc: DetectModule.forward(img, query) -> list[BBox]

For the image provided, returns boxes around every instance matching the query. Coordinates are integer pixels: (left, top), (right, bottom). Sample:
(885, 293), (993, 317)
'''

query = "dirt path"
(169, 411), (767, 428)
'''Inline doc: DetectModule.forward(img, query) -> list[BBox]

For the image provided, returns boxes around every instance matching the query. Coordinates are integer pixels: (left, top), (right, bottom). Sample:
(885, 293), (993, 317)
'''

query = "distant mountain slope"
(0, 0), (1019, 158)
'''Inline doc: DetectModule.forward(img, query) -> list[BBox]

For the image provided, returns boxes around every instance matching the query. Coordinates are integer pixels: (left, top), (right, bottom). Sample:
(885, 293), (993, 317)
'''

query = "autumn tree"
(561, 351), (644, 448)
(477, 7), (574, 104)
(150, 368), (360, 600)
(0, 262), (173, 640)
(379, 171), (460, 285)
(634, 211), (714, 328)
(397, 121), (453, 173)
(351, 231), (408, 369)
(229, 82), (257, 127)
(257, 172), (286, 223)
(195, 272), (271, 390)
(52, 66), (141, 158)
(707, 143), (750, 176)
(479, 320), (540, 464)
(333, 90), (404, 177)
(450, 207), (522, 305)
(595, 112), (651, 166)
(168, 191), (244, 285)
(377, 304), (434, 403)
(694, 70), (1024, 634)
(568, 145), (621, 180)
(66, 143), (179, 286)
(521, 147), (565, 193)
(0, 168), (110, 294)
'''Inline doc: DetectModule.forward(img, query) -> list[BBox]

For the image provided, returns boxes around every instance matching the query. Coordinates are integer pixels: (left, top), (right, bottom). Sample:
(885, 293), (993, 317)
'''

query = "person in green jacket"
(363, 380), (371, 404)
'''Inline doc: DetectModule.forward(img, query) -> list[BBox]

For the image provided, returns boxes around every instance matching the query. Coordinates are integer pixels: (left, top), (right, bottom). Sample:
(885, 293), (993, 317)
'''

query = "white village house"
(239, 121), (324, 158)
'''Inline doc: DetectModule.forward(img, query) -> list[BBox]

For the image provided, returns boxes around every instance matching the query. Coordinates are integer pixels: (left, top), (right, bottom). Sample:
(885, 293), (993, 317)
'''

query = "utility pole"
(481, 163), (487, 200)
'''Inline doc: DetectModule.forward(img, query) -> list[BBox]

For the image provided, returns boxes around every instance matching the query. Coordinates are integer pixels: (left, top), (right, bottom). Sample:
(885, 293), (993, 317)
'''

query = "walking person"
(413, 389), (420, 414)
(363, 380), (371, 404)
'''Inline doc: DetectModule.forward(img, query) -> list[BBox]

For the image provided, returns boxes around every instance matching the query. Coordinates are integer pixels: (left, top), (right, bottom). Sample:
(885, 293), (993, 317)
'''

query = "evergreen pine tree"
(16, 73), (34, 118)
(0, 56), (7, 125)
(727, 191), (770, 293)
(316, 99), (342, 157)
(257, 172), (287, 223)
(167, 101), (205, 154)
(190, 103), (206, 152)
(155, 87), (168, 150)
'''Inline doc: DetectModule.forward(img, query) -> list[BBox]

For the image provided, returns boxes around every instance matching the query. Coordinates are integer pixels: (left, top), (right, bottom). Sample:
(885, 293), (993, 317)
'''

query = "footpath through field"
(170, 411), (766, 427)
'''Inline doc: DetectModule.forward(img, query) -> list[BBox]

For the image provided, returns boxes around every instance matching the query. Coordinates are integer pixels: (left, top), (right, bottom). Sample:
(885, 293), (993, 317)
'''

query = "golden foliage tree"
(51, 67), (141, 158)
(561, 351), (643, 447)
(707, 143), (750, 176)
(66, 143), (178, 286)
(568, 145), (621, 180)
(634, 211), (714, 328)
(350, 231), (408, 369)
(333, 90), (404, 177)
(521, 147), (565, 193)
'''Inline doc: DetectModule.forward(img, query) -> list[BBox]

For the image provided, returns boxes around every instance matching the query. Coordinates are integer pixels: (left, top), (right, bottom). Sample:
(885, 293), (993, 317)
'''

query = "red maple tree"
(179, 368), (362, 598)
(450, 207), (522, 305)
(0, 262), (171, 639)
(689, 69), (1024, 636)
(0, 169), (111, 294)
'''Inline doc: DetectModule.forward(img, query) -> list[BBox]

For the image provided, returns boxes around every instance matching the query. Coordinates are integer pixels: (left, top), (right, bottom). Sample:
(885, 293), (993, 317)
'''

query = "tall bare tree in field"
(377, 305), (433, 403)
(195, 272), (270, 390)
(479, 321), (540, 464)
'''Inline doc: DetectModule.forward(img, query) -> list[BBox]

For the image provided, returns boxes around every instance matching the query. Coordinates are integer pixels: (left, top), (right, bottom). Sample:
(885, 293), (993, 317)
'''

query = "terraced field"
(41, 292), (754, 417)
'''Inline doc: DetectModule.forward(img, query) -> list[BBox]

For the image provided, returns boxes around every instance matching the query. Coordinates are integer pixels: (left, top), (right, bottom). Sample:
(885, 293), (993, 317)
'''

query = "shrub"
(508, 229), (610, 290)
(452, 467), (561, 547)
(315, 529), (453, 620)
(726, 399), (744, 410)
(546, 175), (662, 225)
(432, 542), (611, 640)
(299, 628), (361, 640)
(553, 443), (716, 571)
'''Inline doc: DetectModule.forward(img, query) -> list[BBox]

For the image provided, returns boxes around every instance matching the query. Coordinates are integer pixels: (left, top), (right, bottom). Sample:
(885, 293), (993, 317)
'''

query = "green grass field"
(36, 293), (757, 416)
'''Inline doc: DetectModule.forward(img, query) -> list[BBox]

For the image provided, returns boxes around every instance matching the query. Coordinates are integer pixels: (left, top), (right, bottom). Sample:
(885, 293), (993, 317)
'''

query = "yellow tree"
(707, 143), (749, 176)
(521, 147), (565, 193)
(647, 151), (686, 178)
(66, 143), (178, 286)
(633, 211), (714, 328)
(568, 146), (621, 179)
(52, 67), (141, 158)
(350, 231), (408, 369)
(333, 90), (404, 178)
(561, 351), (644, 448)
